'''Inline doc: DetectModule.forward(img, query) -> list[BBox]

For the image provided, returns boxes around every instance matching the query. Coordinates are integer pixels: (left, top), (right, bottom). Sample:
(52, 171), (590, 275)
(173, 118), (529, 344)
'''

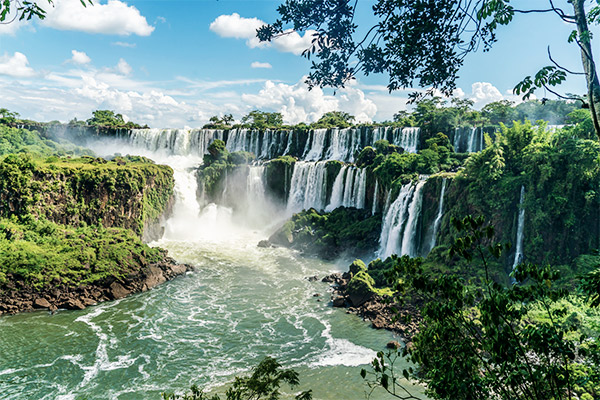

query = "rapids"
(0, 140), (425, 400)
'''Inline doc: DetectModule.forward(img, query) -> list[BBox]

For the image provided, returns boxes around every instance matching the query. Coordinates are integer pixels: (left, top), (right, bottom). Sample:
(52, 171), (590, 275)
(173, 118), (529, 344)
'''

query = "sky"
(0, 0), (598, 128)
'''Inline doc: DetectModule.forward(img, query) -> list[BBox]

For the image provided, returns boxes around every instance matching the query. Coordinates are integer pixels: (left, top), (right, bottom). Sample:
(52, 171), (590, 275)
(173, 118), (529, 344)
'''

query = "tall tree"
(258, 0), (600, 139)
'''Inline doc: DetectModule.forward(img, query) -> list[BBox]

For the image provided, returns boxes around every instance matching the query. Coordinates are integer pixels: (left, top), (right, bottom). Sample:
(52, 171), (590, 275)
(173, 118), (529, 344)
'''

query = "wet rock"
(108, 282), (130, 300)
(306, 275), (318, 282)
(313, 293), (320, 297)
(322, 273), (342, 283)
(144, 266), (167, 289)
(33, 298), (51, 309)
(387, 340), (401, 349)
(257, 240), (271, 248)
(332, 296), (345, 307)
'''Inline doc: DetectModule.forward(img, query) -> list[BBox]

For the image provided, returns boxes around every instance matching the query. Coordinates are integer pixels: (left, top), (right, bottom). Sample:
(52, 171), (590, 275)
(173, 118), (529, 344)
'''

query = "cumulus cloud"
(209, 13), (264, 40)
(210, 13), (316, 55)
(0, 52), (35, 78)
(70, 50), (91, 65)
(116, 58), (132, 75)
(251, 61), (272, 69)
(41, 0), (154, 36)
(241, 78), (377, 124)
(468, 82), (504, 108)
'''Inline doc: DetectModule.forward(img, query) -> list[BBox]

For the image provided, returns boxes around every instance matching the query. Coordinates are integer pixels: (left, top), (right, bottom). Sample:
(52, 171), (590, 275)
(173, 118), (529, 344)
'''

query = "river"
(0, 141), (424, 399)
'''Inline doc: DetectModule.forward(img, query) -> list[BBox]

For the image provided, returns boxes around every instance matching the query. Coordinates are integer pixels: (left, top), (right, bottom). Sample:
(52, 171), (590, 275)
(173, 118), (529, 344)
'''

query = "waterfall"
(512, 186), (526, 273)
(287, 161), (328, 213)
(372, 180), (379, 215)
(325, 165), (368, 211)
(326, 166), (348, 211)
(247, 166), (267, 204)
(466, 127), (478, 153)
(378, 181), (425, 258)
(391, 127), (420, 153)
(428, 178), (447, 252)
(354, 169), (367, 209)
(304, 129), (328, 160)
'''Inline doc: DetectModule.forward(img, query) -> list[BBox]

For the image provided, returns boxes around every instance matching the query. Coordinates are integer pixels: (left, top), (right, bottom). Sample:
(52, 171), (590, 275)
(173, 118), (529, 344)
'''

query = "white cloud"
(209, 13), (264, 40)
(0, 52), (35, 78)
(468, 82), (503, 108)
(116, 58), (132, 75)
(270, 29), (317, 55)
(112, 41), (136, 48)
(70, 50), (91, 65)
(251, 61), (272, 69)
(42, 0), (154, 36)
(210, 13), (316, 55)
(241, 78), (377, 124)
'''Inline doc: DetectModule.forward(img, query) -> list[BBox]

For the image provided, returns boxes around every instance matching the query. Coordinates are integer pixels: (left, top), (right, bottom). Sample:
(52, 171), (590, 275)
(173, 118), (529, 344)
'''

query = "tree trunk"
(572, 0), (600, 140)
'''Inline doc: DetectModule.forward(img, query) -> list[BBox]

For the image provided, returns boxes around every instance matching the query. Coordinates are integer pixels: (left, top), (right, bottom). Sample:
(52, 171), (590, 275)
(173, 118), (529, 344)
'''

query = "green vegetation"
(203, 114), (234, 130)
(85, 110), (145, 129)
(311, 111), (355, 129)
(361, 216), (600, 400)
(197, 139), (256, 201)
(260, 0), (600, 138)
(268, 207), (381, 259)
(0, 124), (92, 157)
(0, 152), (174, 237)
(240, 110), (284, 130)
(0, 216), (165, 290)
(162, 357), (312, 400)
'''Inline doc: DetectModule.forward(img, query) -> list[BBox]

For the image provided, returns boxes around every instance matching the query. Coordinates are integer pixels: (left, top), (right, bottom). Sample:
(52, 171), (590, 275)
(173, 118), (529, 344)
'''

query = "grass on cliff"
(0, 216), (166, 290)
(0, 153), (174, 236)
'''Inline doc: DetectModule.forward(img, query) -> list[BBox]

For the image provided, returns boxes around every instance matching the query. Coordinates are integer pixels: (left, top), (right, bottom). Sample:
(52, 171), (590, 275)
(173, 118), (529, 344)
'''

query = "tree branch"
(547, 46), (585, 76)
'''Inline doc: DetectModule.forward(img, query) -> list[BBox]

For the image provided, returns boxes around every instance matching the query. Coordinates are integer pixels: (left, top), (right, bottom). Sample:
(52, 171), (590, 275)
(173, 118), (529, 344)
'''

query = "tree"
(311, 111), (355, 128)
(241, 110), (284, 129)
(162, 357), (312, 400)
(86, 110), (125, 126)
(258, 0), (600, 139)
(0, 108), (20, 124)
(361, 216), (600, 400)
(0, 0), (90, 23)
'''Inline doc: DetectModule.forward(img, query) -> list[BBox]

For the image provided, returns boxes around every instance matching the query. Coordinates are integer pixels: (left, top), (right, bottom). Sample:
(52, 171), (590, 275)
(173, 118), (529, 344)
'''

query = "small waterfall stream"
(428, 178), (447, 252)
(512, 186), (526, 273)
(378, 181), (426, 258)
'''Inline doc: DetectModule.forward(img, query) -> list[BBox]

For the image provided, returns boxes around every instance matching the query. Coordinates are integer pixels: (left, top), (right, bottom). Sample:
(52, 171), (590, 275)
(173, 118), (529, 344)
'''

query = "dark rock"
(307, 275), (318, 282)
(332, 296), (345, 307)
(322, 273), (342, 283)
(257, 240), (271, 248)
(313, 293), (320, 297)
(33, 298), (51, 309)
(387, 340), (401, 349)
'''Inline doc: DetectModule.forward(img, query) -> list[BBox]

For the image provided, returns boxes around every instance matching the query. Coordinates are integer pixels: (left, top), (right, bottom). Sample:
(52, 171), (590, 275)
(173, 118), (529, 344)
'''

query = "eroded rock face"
(0, 259), (193, 315)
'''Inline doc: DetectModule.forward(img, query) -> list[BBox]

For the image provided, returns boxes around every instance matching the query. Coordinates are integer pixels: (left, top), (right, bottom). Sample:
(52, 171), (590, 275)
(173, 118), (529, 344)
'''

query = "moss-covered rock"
(267, 207), (381, 259)
(0, 154), (174, 240)
(265, 156), (296, 202)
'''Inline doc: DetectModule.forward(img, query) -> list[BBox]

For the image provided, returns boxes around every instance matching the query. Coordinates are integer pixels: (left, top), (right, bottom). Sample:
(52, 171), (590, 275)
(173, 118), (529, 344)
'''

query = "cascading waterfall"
(287, 161), (328, 213)
(378, 181), (426, 258)
(428, 178), (447, 252)
(512, 186), (526, 272)
(304, 129), (328, 160)
(394, 127), (420, 153)
(325, 166), (368, 211)
(124, 126), (420, 163)
(453, 127), (485, 153)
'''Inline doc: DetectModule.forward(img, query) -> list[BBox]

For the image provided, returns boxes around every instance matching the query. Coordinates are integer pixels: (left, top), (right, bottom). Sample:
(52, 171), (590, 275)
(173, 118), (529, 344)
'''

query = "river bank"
(0, 257), (193, 315)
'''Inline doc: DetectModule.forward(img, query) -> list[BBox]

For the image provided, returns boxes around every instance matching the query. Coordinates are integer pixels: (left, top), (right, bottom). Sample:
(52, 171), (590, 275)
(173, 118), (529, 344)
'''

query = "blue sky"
(0, 0), (597, 127)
